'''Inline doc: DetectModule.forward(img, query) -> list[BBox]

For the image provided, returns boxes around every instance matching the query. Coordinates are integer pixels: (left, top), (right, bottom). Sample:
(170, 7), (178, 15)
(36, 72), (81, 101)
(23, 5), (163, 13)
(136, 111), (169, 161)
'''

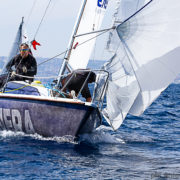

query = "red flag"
(31, 40), (41, 50)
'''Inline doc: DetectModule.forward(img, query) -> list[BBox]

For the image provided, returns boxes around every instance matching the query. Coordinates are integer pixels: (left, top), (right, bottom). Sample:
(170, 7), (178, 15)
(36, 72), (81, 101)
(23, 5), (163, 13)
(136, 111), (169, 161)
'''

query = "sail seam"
(118, 34), (142, 93)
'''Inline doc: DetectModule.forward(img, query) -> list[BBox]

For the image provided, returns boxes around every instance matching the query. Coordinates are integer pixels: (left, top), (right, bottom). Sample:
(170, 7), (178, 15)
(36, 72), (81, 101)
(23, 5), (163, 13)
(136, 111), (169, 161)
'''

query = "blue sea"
(0, 60), (180, 179)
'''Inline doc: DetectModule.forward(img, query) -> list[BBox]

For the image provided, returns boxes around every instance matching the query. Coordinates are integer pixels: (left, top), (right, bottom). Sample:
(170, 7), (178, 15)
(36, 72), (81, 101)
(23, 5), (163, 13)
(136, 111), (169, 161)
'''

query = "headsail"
(103, 0), (180, 129)
(102, 47), (139, 130)
(67, 0), (108, 70)
(103, 0), (147, 129)
(107, 0), (147, 51)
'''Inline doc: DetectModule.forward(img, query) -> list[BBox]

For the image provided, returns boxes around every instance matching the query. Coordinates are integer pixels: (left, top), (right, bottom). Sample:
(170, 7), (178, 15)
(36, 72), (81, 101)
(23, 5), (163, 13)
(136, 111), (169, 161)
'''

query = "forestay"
(103, 0), (180, 130)
(68, 0), (108, 70)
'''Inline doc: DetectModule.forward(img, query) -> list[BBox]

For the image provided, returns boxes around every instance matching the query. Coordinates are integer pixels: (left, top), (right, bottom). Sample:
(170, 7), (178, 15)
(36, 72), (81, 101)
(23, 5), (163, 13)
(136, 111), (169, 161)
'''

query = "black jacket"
(6, 54), (37, 81)
(61, 70), (96, 99)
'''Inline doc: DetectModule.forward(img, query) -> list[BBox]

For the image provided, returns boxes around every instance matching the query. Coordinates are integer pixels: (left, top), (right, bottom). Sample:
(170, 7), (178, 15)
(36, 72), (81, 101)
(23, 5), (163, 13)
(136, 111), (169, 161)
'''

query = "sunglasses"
(20, 49), (29, 52)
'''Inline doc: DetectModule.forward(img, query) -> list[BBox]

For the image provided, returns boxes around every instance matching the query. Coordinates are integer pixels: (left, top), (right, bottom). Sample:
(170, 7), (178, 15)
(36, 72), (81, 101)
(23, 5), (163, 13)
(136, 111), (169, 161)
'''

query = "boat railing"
(60, 69), (109, 108)
(91, 69), (109, 109)
(2, 69), (109, 107)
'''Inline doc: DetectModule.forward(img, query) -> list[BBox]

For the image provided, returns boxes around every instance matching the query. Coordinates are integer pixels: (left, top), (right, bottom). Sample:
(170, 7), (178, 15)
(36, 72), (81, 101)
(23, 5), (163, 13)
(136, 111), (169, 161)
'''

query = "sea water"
(0, 61), (180, 179)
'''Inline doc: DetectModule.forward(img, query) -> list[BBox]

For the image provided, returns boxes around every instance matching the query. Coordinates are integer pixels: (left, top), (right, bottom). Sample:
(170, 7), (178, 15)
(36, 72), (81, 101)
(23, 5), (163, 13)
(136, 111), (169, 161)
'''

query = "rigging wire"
(26, 0), (37, 27)
(37, 27), (114, 66)
(33, 0), (52, 40)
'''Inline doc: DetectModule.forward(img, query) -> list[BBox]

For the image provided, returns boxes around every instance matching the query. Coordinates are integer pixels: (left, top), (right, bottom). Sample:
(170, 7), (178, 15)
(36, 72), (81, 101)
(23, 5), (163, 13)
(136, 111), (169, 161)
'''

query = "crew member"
(0, 43), (37, 88)
(6, 43), (37, 82)
(61, 70), (96, 102)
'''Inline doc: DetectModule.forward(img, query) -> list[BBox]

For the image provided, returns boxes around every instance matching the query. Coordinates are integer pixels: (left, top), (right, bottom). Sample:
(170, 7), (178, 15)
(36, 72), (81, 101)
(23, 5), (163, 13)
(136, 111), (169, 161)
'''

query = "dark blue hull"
(0, 95), (101, 137)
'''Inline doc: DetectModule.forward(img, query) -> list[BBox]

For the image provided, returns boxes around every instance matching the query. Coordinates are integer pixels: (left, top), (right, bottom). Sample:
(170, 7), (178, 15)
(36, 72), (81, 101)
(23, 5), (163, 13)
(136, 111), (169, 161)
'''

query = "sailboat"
(0, 0), (180, 138)
(0, 0), (108, 137)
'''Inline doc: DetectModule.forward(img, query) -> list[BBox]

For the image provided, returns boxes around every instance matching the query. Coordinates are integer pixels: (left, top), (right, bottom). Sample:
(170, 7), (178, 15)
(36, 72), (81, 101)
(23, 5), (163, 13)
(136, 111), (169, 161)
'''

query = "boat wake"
(0, 126), (125, 145)
(0, 130), (77, 144)
(78, 125), (125, 145)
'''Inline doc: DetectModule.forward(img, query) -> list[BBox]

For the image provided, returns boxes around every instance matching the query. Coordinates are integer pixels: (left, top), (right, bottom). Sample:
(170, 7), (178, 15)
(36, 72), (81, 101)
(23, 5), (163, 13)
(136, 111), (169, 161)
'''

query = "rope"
(14, 73), (69, 80)
(1, 83), (45, 93)
(44, 83), (66, 98)
(1, 85), (29, 93)
(1, 79), (66, 98)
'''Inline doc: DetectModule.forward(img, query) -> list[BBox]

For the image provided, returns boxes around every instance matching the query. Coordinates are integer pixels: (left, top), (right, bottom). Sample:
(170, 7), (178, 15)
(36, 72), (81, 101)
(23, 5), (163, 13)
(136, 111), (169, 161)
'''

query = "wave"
(78, 125), (125, 144)
(0, 130), (77, 144)
(0, 126), (125, 145)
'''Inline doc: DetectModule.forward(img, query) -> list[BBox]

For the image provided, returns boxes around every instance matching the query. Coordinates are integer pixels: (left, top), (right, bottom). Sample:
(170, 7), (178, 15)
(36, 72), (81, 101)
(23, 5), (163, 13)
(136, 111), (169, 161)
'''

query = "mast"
(57, 0), (87, 86)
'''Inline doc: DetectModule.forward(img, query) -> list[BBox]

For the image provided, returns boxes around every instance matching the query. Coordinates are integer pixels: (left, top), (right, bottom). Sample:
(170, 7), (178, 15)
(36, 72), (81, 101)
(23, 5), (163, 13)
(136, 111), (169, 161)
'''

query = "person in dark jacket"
(0, 43), (37, 88)
(6, 43), (37, 82)
(61, 70), (96, 102)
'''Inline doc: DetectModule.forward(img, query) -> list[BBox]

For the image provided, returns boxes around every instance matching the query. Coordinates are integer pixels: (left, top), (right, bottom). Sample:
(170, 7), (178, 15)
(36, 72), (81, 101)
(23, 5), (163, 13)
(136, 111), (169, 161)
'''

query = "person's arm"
(27, 56), (37, 76)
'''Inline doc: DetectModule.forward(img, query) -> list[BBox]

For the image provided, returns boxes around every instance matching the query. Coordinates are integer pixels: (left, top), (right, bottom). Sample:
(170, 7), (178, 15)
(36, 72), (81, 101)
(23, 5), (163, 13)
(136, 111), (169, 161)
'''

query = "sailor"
(0, 43), (37, 88)
(61, 70), (96, 102)
(6, 43), (37, 82)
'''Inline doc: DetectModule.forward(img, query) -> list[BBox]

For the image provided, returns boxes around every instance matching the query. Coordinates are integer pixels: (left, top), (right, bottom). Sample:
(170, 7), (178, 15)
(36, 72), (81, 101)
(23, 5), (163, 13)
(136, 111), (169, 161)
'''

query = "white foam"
(79, 125), (125, 144)
(0, 130), (77, 144)
(30, 134), (77, 144)
(0, 130), (25, 138)
(0, 126), (125, 145)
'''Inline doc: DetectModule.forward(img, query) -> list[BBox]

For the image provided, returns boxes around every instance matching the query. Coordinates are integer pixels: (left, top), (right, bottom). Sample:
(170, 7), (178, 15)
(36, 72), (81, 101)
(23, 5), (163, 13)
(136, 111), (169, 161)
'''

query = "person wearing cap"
(6, 43), (37, 82)
(0, 43), (37, 88)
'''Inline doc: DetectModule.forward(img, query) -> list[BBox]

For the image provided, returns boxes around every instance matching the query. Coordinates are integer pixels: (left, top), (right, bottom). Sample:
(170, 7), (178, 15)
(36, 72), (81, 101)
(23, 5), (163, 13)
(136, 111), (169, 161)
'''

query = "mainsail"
(103, 0), (180, 130)
(8, 17), (29, 61)
(67, 0), (108, 70)
(2, 17), (29, 73)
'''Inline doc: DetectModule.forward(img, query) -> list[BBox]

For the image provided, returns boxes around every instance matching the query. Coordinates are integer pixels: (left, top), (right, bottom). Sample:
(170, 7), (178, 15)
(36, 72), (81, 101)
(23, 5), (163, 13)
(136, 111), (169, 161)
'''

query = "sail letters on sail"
(68, 0), (108, 70)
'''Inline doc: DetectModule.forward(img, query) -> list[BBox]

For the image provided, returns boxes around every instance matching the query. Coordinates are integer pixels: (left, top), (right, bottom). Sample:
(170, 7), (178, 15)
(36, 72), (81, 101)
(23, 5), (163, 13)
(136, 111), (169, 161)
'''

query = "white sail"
(68, 0), (108, 70)
(117, 0), (147, 21)
(102, 44), (139, 130)
(107, 0), (146, 52)
(103, 0), (180, 129)
(103, 0), (147, 130)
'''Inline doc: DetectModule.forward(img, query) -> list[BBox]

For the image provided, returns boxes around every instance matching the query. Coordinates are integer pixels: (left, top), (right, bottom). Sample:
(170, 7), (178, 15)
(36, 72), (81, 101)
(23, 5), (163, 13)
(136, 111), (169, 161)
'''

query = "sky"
(0, 0), (116, 60)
